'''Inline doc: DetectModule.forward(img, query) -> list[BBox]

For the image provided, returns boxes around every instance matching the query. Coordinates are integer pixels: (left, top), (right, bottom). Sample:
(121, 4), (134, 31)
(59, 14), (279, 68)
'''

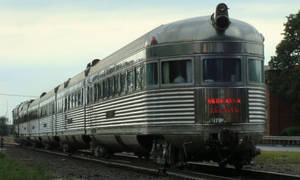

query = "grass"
(0, 152), (52, 180)
(254, 151), (300, 164)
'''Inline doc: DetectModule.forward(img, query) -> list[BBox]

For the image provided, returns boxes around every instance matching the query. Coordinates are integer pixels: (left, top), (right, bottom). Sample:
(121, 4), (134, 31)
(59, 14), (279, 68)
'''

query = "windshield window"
(248, 59), (263, 83)
(203, 58), (241, 83)
(162, 60), (192, 84)
(146, 63), (158, 86)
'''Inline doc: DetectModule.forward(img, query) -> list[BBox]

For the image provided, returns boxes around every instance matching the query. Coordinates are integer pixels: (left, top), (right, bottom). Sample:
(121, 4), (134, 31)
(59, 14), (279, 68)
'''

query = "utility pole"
(5, 100), (8, 124)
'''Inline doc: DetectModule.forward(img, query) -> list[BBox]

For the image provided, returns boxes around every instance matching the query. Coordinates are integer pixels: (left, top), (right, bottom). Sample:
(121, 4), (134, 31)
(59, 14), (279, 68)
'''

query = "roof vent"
(54, 85), (60, 93)
(84, 68), (90, 77)
(86, 62), (91, 69)
(91, 59), (100, 66)
(211, 3), (230, 32)
(64, 78), (71, 88)
(40, 92), (46, 98)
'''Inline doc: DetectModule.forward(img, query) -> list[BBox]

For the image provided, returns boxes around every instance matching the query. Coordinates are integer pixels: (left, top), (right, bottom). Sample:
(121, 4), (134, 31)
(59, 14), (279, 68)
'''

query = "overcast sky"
(0, 0), (299, 124)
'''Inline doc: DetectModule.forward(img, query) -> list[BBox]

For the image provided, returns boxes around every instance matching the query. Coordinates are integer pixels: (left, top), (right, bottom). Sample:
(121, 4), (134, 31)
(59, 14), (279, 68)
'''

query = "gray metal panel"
(65, 107), (85, 130)
(29, 119), (39, 137)
(86, 88), (195, 130)
(147, 42), (263, 59)
(248, 87), (266, 123)
(55, 113), (65, 133)
(55, 107), (85, 134)
(89, 15), (263, 76)
(147, 16), (263, 44)
(39, 116), (54, 135)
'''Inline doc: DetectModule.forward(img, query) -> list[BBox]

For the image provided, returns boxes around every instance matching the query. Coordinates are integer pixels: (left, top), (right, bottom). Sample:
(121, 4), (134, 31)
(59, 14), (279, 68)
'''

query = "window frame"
(160, 57), (194, 87)
(145, 61), (159, 89)
(247, 58), (264, 84)
(114, 74), (120, 96)
(120, 71), (127, 95)
(126, 69), (134, 93)
(135, 64), (145, 91)
(201, 55), (244, 86)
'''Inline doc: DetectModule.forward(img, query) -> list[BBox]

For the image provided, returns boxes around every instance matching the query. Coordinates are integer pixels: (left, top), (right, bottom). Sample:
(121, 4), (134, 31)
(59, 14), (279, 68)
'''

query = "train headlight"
(212, 3), (230, 32)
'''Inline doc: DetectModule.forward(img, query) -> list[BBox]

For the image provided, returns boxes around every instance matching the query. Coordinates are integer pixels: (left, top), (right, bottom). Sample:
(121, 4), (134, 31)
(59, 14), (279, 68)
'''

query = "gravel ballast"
(2, 145), (172, 180)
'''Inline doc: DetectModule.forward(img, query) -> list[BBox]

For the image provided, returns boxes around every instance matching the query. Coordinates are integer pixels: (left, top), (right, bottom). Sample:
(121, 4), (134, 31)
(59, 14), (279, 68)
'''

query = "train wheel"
(44, 143), (51, 150)
(94, 146), (100, 157)
(94, 146), (110, 158)
(62, 144), (72, 154)
(218, 161), (227, 168)
(234, 163), (243, 170)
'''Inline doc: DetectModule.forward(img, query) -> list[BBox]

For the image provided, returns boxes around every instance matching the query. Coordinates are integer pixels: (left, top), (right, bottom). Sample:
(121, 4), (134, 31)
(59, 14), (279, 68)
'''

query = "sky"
(0, 0), (299, 124)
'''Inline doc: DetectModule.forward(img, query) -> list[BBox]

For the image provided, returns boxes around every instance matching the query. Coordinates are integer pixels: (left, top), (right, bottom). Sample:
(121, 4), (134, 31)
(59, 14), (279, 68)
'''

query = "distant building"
(0, 116), (8, 124)
(265, 67), (300, 135)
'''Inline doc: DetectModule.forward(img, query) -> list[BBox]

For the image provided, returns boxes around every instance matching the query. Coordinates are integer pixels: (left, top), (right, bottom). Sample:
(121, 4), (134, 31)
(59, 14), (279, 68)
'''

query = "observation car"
(13, 3), (265, 169)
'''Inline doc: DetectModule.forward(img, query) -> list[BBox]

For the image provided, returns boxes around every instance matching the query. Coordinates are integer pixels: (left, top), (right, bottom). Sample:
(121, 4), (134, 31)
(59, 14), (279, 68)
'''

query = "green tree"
(0, 116), (8, 136)
(268, 10), (300, 120)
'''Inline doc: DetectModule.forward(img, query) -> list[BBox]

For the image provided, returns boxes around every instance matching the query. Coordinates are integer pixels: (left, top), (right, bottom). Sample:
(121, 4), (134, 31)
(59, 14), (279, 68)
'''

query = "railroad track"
(4, 144), (300, 180)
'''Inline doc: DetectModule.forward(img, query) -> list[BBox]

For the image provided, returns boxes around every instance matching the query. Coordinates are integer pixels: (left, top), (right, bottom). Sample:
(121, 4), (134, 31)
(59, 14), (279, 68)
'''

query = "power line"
(0, 93), (37, 98)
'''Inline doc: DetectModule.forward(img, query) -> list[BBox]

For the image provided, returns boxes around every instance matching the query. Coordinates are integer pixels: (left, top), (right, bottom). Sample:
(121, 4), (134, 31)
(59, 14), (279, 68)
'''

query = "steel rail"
(11, 144), (231, 180)
(188, 162), (300, 180)
(5, 144), (300, 180)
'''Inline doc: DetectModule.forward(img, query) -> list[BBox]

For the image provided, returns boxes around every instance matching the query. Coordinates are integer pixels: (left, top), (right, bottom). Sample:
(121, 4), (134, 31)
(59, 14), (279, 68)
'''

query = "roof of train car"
(68, 71), (85, 87)
(88, 32), (149, 76)
(148, 16), (264, 44)
(39, 89), (55, 102)
(88, 15), (263, 76)
(14, 12), (264, 111)
(28, 98), (39, 108)
(18, 100), (31, 114)
(56, 71), (85, 93)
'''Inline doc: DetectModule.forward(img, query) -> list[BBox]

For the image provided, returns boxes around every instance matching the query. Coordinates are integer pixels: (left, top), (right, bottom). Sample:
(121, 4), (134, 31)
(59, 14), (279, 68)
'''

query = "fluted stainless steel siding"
(248, 87), (266, 123)
(55, 107), (85, 133)
(19, 122), (27, 136)
(39, 116), (53, 135)
(86, 89), (195, 128)
(29, 119), (39, 136)
(65, 107), (85, 130)
(56, 113), (65, 132)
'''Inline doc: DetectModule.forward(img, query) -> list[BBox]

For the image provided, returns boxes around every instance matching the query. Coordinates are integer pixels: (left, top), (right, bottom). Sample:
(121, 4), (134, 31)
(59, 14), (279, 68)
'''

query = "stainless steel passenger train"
(12, 3), (265, 169)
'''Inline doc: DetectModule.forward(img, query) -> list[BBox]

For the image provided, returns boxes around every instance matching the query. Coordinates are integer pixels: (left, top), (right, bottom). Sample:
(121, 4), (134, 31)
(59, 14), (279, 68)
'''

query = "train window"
(97, 83), (102, 100)
(64, 97), (67, 112)
(109, 77), (114, 97)
(74, 93), (77, 108)
(248, 59), (263, 83)
(51, 102), (55, 114)
(94, 83), (98, 102)
(127, 70), (134, 92)
(77, 91), (81, 106)
(135, 65), (144, 90)
(67, 95), (71, 110)
(47, 104), (49, 116)
(114, 75), (119, 95)
(162, 60), (192, 84)
(87, 87), (90, 105)
(146, 63), (158, 86)
(120, 72), (126, 93)
(81, 89), (84, 105)
(103, 80), (107, 98)
(71, 94), (74, 109)
(45, 104), (48, 116)
(90, 86), (94, 103)
(203, 58), (241, 82)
